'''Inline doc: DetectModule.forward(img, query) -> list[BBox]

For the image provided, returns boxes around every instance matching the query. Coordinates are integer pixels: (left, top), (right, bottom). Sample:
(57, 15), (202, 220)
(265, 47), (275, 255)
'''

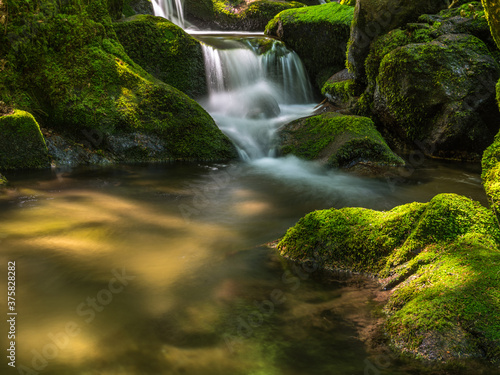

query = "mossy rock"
(277, 112), (404, 169)
(373, 33), (500, 160)
(482, 0), (500, 49)
(1, 0), (237, 163)
(265, 2), (354, 89)
(184, 0), (306, 31)
(482, 80), (500, 223)
(108, 0), (125, 20)
(279, 193), (500, 362)
(123, 0), (154, 17)
(320, 69), (361, 108)
(0, 110), (50, 170)
(114, 15), (207, 98)
(347, 0), (450, 82)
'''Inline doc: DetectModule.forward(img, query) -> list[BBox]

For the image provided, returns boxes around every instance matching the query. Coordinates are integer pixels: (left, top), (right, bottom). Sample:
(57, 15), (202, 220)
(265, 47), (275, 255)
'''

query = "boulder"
(482, 0), (500, 49)
(184, 0), (306, 31)
(278, 112), (404, 169)
(265, 2), (354, 88)
(0, 110), (50, 170)
(373, 33), (499, 160)
(278, 193), (500, 362)
(123, 0), (154, 17)
(347, 0), (450, 82)
(1, 0), (237, 164)
(114, 15), (207, 98)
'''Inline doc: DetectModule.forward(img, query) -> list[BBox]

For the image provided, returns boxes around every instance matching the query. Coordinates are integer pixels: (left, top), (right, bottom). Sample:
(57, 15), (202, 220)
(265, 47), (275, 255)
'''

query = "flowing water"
(0, 160), (494, 375)
(1, 6), (498, 375)
(152, 0), (185, 28)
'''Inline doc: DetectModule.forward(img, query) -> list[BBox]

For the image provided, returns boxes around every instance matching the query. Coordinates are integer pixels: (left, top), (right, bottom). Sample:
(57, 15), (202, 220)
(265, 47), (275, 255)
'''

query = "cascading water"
(152, 0), (185, 27)
(199, 36), (315, 160)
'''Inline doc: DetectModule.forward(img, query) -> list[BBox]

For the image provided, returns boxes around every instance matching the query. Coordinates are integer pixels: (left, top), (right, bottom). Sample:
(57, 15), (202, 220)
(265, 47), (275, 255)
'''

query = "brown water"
(0, 159), (497, 375)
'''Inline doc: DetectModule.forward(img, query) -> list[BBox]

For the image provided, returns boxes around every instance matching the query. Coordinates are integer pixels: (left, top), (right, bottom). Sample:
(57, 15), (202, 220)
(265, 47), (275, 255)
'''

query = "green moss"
(114, 15), (207, 98)
(321, 79), (357, 104)
(0, 173), (7, 185)
(482, 0), (500, 49)
(278, 113), (404, 168)
(340, 0), (355, 6)
(265, 2), (354, 88)
(279, 193), (500, 360)
(0, 110), (50, 170)
(1, 0), (237, 163)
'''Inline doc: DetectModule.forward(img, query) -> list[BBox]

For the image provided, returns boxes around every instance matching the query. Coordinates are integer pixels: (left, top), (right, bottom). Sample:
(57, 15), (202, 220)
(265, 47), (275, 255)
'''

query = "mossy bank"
(278, 193), (500, 362)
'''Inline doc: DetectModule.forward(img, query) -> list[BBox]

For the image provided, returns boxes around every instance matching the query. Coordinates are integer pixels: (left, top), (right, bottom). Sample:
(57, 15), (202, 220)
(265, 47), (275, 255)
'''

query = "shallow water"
(0, 159), (497, 375)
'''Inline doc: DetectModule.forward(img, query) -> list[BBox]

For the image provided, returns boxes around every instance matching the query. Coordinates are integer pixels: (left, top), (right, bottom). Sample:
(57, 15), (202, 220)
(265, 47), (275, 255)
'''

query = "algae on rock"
(265, 2), (354, 88)
(114, 15), (207, 98)
(0, 110), (50, 170)
(278, 112), (404, 169)
(279, 193), (500, 362)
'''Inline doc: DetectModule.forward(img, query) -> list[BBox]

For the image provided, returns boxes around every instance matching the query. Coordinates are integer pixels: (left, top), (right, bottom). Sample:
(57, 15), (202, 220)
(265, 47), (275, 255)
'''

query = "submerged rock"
(278, 193), (500, 362)
(114, 15), (207, 98)
(0, 111), (50, 170)
(184, 0), (306, 31)
(278, 113), (404, 170)
(265, 2), (354, 88)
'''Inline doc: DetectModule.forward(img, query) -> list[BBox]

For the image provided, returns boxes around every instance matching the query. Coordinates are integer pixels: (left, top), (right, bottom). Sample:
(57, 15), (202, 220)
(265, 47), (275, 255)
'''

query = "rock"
(373, 33), (500, 160)
(0, 110), (50, 170)
(278, 112), (404, 170)
(347, 0), (449, 82)
(482, 0), (500, 49)
(1, 0), (237, 163)
(482, 80), (500, 223)
(184, 0), (306, 31)
(114, 15), (207, 98)
(321, 69), (359, 108)
(278, 193), (500, 362)
(123, 0), (154, 17)
(265, 2), (354, 89)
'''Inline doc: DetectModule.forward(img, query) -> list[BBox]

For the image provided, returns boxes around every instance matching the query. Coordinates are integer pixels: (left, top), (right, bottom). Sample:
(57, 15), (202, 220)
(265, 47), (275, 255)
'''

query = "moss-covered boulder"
(278, 193), (500, 362)
(0, 110), (50, 170)
(278, 113), (404, 169)
(482, 0), (500, 49)
(265, 2), (354, 88)
(347, 0), (449, 82)
(184, 0), (306, 31)
(1, 0), (237, 164)
(114, 15), (207, 98)
(482, 81), (500, 223)
(123, 0), (154, 17)
(372, 33), (499, 160)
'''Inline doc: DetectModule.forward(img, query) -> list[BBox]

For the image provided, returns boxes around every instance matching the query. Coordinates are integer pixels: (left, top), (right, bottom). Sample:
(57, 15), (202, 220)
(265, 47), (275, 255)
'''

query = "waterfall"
(200, 38), (314, 160)
(152, 0), (185, 28)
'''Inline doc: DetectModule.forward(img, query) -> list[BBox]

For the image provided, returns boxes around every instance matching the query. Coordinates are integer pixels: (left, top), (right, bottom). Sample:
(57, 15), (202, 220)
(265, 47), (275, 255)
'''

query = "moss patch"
(114, 15), (207, 98)
(482, 0), (500, 49)
(0, 110), (50, 170)
(279, 193), (500, 361)
(278, 113), (404, 168)
(265, 2), (354, 88)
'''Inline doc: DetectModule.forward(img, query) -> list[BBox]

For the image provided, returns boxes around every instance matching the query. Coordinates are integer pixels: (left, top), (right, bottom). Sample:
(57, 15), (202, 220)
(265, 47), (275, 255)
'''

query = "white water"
(152, 0), (185, 27)
(200, 37), (315, 160)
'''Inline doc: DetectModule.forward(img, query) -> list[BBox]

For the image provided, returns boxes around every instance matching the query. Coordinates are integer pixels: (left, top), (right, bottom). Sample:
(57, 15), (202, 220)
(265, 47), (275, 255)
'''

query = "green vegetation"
(114, 15), (207, 98)
(321, 79), (358, 106)
(278, 113), (404, 168)
(279, 193), (500, 361)
(0, 110), (50, 170)
(184, 0), (306, 31)
(482, 0), (500, 49)
(0, 0), (237, 167)
(265, 2), (354, 88)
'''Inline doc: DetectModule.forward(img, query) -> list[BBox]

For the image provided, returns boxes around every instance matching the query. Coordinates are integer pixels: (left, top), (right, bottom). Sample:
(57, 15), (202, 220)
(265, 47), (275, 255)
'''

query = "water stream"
(0, 4), (498, 375)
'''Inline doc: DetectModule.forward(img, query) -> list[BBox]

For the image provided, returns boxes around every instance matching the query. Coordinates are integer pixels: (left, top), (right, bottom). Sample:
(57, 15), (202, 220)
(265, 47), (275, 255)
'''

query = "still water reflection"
(0, 159), (494, 374)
